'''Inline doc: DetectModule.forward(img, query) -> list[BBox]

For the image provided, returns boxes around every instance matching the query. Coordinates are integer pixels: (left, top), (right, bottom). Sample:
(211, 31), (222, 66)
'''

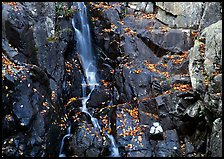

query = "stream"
(59, 2), (119, 157)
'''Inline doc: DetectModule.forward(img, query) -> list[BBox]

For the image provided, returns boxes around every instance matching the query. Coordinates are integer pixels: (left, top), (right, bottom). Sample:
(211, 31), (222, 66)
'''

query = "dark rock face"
(138, 29), (193, 54)
(88, 2), (222, 157)
(2, 2), (75, 157)
(69, 120), (103, 157)
(2, 2), (74, 105)
(2, 56), (61, 157)
(154, 130), (180, 157)
(207, 118), (222, 157)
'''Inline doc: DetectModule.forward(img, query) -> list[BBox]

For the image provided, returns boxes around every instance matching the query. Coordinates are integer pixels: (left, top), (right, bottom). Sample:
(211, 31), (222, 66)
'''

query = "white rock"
(153, 122), (160, 127)
(150, 126), (156, 134)
(155, 125), (163, 134)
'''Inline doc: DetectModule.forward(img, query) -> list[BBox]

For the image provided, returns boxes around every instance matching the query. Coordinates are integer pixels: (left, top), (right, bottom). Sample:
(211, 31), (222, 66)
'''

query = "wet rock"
(87, 85), (112, 108)
(69, 120), (103, 157)
(154, 129), (180, 157)
(63, 53), (84, 100)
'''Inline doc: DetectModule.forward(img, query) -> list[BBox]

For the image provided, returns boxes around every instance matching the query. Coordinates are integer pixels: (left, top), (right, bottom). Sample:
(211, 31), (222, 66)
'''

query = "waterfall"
(59, 2), (119, 157)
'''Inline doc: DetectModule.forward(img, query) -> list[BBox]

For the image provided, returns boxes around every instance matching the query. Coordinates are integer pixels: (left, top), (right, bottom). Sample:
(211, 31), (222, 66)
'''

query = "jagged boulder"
(189, 20), (222, 116)
(156, 2), (204, 29)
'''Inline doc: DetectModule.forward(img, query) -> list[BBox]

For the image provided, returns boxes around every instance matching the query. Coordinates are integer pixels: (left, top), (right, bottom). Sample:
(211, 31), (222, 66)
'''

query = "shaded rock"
(199, 2), (222, 30)
(121, 67), (154, 100)
(160, 80), (171, 92)
(135, 36), (159, 63)
(154, 129), (180, 157)
(103, 8), (121, 28)
(138, 29), (193, 54)
(138, 98), (157, 125)
(2, 56), (62, 157)
(3, 2), (74, 108)
(212, 74), (222, 93)
(207, 118), (222, 157)
(87, 85), (112, 108)
(185, 137), (195, 155)
(69, 120), (103, 157)
(3, 2), (37, 64)
(120, 33), (160, 64)
(123, 15), (163, 31)
(86, 147), (101, 157)
(167, 58), (189, 75)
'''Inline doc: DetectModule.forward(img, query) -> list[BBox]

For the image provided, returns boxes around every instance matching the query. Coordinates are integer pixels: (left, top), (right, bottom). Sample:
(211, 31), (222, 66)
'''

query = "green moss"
(46, 36), (59, 42)
(55, 3), (76, 18)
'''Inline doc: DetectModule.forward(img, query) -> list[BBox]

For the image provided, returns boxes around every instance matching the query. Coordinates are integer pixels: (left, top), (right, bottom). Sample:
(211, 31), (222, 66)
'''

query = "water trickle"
(59, 2), (119, 157)
(59, 134), (70, 157)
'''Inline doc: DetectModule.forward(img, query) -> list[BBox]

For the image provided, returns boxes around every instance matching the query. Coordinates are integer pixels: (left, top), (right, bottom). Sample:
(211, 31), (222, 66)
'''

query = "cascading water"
(58, 125), (71, 157)
(59, 2), (119, 157)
